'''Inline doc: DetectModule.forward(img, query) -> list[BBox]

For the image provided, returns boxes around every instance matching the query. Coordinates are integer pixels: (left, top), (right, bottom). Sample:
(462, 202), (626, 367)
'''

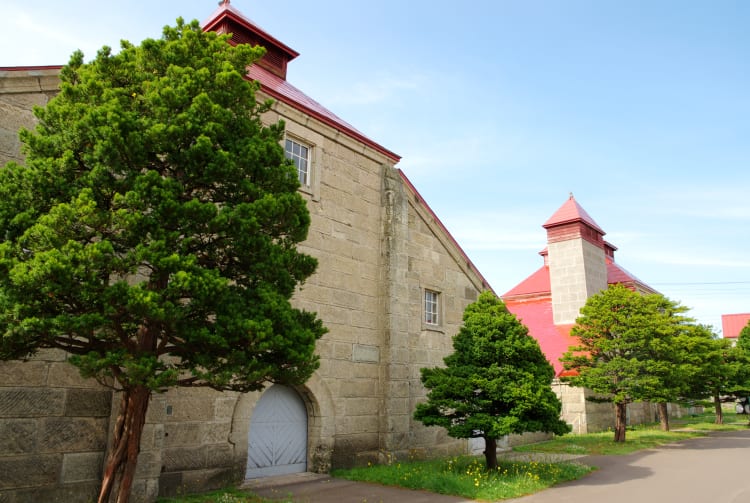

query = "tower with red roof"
(503, 195), (660, 432)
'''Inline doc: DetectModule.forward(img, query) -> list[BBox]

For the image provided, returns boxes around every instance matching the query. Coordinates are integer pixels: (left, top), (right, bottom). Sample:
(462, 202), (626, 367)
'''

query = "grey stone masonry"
(0, 352), (112, 503)
(0, 67), (59, 167)
(0, 33), (493, 500)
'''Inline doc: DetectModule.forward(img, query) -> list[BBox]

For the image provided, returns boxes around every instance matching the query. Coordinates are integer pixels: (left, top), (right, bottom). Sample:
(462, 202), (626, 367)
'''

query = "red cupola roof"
(543, 194), (605, 248)
(200, 1), (400, 163)
(543, 193), (605, 233)
(201, 0), (299, 80)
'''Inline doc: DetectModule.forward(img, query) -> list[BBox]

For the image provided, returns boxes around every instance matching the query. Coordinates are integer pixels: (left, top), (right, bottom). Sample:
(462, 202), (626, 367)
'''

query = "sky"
(2, 0), (749, 334)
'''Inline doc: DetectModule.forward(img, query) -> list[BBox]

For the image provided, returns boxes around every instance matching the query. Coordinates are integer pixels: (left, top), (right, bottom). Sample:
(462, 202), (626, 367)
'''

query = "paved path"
(244, 430), (750, 502)
(507, 429), (750, 503)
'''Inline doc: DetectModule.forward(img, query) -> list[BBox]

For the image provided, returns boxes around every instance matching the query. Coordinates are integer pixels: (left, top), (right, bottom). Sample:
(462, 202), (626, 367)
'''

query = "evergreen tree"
(676, 325), (750, 424)
(737, 321), (750, 352)
(414, 291), (569, 470)
(561, 284), (691, 441)
(0, 19), (326, 503)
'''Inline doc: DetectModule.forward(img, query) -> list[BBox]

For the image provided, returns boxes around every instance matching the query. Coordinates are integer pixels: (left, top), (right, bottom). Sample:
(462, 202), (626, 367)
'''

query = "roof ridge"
(543, 194), (605, 233)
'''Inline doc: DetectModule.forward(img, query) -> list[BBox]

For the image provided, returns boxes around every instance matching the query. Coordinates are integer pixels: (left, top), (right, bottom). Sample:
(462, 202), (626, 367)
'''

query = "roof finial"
(219, 0), (230, 5)
(569, 192), (574, 200)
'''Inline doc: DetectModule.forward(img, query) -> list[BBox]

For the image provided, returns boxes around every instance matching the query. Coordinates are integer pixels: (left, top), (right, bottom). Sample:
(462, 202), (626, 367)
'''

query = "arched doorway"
(246, 384), (308, 479)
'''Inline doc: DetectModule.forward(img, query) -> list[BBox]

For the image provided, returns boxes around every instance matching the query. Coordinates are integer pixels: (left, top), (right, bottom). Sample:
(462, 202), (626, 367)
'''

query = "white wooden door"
(245, 384), (308, 479)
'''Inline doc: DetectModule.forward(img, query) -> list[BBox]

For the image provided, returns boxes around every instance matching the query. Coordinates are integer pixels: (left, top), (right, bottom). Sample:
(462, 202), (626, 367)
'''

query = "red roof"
(503, 266), (550, 298)
(503, 261), (652, 299)
(247, 65), (400, 162)
(201, 1), (400, 164)
(505, 298), (577, 376)
(503, 195), (660, 373)
(201, 1), (299, 62)
(543, 194), (605, 234)
(606, 259), (657, 294)
(722, 313), (750, 339)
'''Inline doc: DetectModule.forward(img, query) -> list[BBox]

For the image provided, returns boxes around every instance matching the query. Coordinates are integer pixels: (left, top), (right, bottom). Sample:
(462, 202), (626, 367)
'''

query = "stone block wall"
(0, 350), (111, 503)
(0, 67), (59, 167)
(155, 388), (242, 499)
(265, 99), (489, 469)
(267, 100), (391, 470)
(0, 68), (494, 497)
(399, 190), (485, 460)
(554, 379), (611, 433)
(548, 238), (607, 325)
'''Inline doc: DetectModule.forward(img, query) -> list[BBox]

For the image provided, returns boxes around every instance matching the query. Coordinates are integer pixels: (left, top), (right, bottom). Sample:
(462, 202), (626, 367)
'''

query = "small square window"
(285, 138), (310, 186)
(425, 290), (439, 326)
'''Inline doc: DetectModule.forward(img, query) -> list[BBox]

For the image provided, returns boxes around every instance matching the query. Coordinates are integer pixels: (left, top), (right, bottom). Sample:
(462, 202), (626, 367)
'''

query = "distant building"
(502, 194), (685, 433)
(722, 313), (750, 341)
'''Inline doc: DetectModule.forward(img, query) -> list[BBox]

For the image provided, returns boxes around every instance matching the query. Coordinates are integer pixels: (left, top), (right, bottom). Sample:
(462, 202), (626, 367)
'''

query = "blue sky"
(2, 0), (749, 334)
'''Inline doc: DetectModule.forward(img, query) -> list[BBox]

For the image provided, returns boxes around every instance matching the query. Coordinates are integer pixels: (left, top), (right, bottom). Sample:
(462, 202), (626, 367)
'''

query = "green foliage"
(414, 291), (570, 443)
(676, 324), (750, 400)
(737, 321), (750, 353)
(333, 455), (592, 501)
(0, 19), (326, 393)
(560, 284), (693, 405)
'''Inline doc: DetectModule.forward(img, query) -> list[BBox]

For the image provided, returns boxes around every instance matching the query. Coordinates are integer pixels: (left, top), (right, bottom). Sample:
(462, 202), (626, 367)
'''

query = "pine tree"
(414, 291), (569, 470)
(561, 284), (691, 441)
(0, 19), (326, 503)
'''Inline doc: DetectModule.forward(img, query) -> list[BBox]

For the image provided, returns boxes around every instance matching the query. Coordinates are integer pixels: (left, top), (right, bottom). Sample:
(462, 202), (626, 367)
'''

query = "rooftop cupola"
(201, 0), (299, 80)
(544, 194), (608, 325)
(543, 193), (605, 249)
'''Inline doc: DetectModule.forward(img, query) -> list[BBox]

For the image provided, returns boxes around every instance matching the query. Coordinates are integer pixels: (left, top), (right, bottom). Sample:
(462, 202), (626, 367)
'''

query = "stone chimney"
(543, 194), (608, 325)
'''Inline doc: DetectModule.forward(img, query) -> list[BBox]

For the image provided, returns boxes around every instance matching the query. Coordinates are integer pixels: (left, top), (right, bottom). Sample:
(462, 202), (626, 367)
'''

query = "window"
(285, 138), (310, 187)
(424, 290), (439, 326)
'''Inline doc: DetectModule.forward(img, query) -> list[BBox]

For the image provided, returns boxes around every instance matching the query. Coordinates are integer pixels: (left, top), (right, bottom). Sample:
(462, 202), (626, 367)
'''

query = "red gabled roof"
(201, 1), (400, 164)
(606, 259), (657, 294)
(505, 298), (577, 376)
(503, 266), (550, 299)
(503, 261), (655, 299)
(201, 0), (299, 65)
(247, 65), (400, 162)
(722, 313), (750, 339)
(502, 259), (655, 373)
(543, 194), (605, 234)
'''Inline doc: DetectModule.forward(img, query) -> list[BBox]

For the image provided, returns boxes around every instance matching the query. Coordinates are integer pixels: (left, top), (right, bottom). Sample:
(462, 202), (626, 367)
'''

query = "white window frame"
(424, 289), (440, 326)
(284, 137), (311, 188)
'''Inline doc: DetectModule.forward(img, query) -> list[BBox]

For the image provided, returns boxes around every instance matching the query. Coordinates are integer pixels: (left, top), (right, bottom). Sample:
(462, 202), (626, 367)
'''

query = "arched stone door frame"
(229, 372), (335, 478)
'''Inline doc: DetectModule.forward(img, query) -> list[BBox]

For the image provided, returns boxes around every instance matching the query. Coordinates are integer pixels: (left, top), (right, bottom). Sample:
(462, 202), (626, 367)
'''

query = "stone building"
(0, 2), (492, 501)
(502, 194), (689, 433)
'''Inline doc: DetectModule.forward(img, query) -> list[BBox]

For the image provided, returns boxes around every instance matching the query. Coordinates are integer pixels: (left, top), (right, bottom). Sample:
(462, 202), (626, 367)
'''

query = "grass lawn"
(157, 409), (749, 502)
(332, 455), (592, 501)
(514, 409), (750, 456)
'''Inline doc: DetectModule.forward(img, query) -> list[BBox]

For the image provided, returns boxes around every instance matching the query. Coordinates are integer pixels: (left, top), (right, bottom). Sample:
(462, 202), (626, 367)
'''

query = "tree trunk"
(657, 402), (670, 431)
(713, 392), (723, 425)
(614, 402), (627, 442)
(483, 437), (498, 470)
(98, 385), (152, 503)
